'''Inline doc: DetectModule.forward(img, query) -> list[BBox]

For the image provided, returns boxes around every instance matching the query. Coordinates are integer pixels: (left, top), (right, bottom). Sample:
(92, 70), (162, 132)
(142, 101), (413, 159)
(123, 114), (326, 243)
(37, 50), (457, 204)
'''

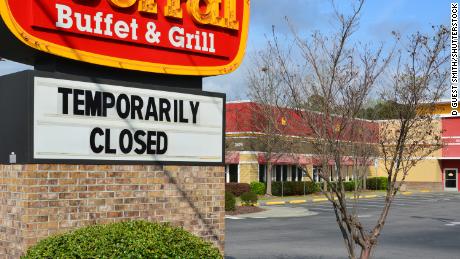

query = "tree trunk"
(359, 246), (372, 259)
(363, 174), (367, 191)
(266, 163), (272, 195)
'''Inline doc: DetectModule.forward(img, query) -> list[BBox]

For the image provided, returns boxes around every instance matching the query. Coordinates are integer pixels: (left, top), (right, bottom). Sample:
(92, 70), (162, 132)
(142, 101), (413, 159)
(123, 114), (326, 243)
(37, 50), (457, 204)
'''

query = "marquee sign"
(34, 76), (224, 163)
(0, 0), (249, 75)
(0, 71), (225, 165)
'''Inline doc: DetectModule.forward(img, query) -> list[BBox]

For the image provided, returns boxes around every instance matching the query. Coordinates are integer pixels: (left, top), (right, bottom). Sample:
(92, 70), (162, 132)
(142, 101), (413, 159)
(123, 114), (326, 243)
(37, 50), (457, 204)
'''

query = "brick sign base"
(0, 164), (225, 258)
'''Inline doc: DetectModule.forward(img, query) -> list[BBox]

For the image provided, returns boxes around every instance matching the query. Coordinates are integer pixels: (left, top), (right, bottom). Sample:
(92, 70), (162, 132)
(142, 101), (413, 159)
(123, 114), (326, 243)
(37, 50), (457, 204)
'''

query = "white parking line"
(360, 201), (417, 207)
(348, 201), (387, 206)
(310, 208), (333, 212)
(225, 216), (243, 220)
(390, 200), (427, 205)
(310, 204), (372, 209)
(396, 196), (444, 201)
(356, 204), (384, 208)
(394, 198), (436, 203)
(308, 204), (333, 209)
(308, 205), (369, 211)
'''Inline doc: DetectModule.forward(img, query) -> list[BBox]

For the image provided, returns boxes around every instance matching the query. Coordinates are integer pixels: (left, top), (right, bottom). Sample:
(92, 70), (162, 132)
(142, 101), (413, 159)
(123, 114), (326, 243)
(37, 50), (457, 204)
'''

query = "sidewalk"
(256, 190), (430, 206)
(226, 206), (318, 219)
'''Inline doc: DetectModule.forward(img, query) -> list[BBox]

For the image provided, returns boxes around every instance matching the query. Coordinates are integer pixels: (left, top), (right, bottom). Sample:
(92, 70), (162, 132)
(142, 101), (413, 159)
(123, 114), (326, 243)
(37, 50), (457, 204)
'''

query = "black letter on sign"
(116, 94), (131, 119)
(73, 89), (85, 116)
(85, 90), (102, 116)
(159, 98), (171, 122)
(90, 127), (104, 154)
(190, 101), (200, 124)
(102, 92), (115, 117)
(58, 87), (72, 115)
(179, 101), (188, 123)
(157, 131), (168, 155)
(119, 129), (133, 154)
(147, 131), (157, 155)
(134, 130), (147, 154)
(145, 97), (158, 121)
(105, 129), (116, 154)
(131, 95), (144, 120)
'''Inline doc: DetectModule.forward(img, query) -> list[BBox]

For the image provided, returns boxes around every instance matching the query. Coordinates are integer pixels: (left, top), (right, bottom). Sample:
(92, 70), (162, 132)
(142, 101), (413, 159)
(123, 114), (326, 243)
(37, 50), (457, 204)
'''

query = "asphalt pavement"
(225, 192), (460, 259)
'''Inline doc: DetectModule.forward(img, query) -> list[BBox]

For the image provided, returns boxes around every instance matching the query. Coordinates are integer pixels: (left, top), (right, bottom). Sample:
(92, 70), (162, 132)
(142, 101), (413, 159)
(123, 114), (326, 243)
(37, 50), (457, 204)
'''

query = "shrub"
(24, 220), (222, 259)
(343, 181), (356, 192)
(271, 182), (321, 196)
(225, 183), (250, 197)
(225, 191), (236, 211)
(319, 181), (361, 192)
(367, 177), (388, 190)
(338, 181), (361, 192)
(240, 192), (258, 206)
(250, 182), (266, 195)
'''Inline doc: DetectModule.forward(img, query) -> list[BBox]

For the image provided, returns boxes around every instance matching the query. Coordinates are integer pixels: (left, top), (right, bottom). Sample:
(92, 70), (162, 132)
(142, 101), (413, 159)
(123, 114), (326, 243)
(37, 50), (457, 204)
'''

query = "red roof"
(226, 101), (379, 143)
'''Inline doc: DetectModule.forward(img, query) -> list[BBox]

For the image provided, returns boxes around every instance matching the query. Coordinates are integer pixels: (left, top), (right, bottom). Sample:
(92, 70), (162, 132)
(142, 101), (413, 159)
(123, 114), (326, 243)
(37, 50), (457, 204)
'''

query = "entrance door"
(444, 168), (458, 191)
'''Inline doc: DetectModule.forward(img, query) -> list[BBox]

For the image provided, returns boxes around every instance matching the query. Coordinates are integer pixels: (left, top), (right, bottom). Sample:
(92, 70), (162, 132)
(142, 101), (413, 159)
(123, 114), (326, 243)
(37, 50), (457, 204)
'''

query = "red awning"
(225, 152), (240, 164)
(257, 153), (312, 165)
(258, 153), (372, 166)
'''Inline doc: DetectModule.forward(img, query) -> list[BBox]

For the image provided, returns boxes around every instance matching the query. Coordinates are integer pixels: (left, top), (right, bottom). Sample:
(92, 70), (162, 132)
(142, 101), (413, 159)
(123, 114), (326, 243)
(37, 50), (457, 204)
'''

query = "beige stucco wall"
(403, 159), (442, 182)
(239, 153), (258, 183)
(373, 118), (442, 183)
(373, 158), (442, 183)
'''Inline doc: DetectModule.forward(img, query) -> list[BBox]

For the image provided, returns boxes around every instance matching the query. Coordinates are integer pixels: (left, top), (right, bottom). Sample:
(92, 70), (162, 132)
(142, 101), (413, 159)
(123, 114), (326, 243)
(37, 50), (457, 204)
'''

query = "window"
(274, 166), (280, 181)
(282, 165), (288, 182)
(345, 166), (354, 181)
(259, 164), (266, 183)
(291, 166), (297, 181)
(227, 164), (238, 183)
(289, 166), (303, 182)
(344, 166), (354, 181)
(271, 165), (293, 182)
(313, 166), (322, 183)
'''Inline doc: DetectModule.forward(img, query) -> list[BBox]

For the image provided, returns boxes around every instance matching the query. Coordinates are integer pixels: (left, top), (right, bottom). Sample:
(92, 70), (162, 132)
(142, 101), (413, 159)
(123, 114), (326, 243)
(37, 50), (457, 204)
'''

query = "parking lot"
(225, 192), (460, 259)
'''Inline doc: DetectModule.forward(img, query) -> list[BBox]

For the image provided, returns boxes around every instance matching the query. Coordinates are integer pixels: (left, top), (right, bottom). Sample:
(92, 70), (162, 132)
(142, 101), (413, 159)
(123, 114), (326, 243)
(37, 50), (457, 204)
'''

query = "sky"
(0, 0), (452, 100)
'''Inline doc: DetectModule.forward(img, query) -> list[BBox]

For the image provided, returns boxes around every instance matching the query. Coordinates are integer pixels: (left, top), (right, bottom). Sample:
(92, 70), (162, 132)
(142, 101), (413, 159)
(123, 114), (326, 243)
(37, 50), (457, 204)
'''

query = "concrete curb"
(289, 200), (307, 204)
(312, 198), (328, 202)
(265, 201), (286, 205)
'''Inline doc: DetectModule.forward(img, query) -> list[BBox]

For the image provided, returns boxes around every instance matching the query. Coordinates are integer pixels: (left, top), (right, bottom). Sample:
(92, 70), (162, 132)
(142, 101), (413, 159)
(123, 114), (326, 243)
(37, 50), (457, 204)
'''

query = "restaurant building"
(225, 100), (460, 192)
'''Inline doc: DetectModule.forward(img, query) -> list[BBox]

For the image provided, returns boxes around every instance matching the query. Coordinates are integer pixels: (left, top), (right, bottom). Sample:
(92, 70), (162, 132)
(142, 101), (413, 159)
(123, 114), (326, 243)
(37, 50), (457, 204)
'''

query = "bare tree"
(370, 25), (449, 258)
(278, 1), (389, 257)
(246, 45), (295, 195)
(254, 0), (449, 258)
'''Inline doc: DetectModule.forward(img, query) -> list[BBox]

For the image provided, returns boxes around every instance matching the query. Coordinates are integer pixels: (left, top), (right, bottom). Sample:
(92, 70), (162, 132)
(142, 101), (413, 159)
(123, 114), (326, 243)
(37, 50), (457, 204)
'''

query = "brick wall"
(0, 164), (225, 258)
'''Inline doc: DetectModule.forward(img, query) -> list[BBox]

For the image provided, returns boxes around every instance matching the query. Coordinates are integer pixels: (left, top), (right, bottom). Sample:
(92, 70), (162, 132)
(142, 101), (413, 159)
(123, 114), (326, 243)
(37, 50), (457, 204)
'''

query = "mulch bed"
(226, 206), (266, 216)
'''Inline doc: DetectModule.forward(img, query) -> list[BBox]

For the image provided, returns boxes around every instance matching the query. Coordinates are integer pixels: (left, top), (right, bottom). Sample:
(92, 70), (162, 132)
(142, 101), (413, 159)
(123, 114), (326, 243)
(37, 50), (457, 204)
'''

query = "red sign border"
(0, 1), (250, 76)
